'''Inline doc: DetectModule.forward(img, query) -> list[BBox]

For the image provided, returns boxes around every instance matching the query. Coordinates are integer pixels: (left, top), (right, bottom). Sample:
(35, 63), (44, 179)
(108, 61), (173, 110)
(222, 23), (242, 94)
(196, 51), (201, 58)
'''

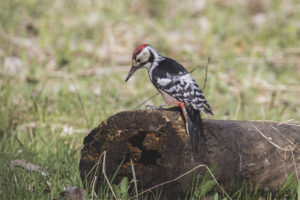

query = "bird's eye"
(137, 59), (141, 62)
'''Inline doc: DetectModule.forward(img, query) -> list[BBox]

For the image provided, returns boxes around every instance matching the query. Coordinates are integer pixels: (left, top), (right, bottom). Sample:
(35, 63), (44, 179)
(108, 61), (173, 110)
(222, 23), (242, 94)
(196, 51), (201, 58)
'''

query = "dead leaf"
(61, 186), (85, 200)
(10, 159), (48, 176)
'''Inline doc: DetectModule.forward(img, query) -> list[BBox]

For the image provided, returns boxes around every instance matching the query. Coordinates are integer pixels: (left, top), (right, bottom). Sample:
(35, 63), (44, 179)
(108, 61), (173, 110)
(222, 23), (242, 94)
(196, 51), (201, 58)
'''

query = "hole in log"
(128, 132), (146, 150)
(140, 150), (161, 165)
(128, 132), (161, 166)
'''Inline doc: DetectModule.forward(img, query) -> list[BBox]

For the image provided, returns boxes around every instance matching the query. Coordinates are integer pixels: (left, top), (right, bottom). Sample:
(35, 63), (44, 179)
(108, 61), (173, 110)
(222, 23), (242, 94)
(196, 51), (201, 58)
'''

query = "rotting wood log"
(79, 108), (300, 197)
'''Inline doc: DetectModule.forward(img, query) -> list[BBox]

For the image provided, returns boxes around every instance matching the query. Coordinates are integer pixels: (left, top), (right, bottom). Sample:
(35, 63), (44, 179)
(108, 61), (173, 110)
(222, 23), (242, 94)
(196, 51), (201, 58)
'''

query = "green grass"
(0, 0), (300, 199)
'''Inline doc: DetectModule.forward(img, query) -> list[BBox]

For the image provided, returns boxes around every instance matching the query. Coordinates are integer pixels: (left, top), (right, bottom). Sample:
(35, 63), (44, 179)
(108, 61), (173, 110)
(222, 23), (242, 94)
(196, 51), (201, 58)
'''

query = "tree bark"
(79, 108), (300, 196)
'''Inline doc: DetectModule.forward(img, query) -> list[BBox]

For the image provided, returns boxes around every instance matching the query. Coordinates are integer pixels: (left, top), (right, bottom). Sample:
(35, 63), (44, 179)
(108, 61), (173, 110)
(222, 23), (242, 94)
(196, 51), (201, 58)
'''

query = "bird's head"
(125, 44), (153, 81)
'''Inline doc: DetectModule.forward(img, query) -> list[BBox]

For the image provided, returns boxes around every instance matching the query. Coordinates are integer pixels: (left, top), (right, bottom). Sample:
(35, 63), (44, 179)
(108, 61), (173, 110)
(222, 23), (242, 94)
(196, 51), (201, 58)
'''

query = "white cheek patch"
(135, 49), (152, 70)
(148, 47), (165, 79)
(141, 51), (149, 62)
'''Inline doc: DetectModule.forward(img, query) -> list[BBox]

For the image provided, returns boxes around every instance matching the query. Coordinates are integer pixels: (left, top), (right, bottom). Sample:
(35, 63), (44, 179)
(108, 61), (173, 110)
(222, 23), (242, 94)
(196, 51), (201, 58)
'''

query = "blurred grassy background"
(0, 0), (300, 199)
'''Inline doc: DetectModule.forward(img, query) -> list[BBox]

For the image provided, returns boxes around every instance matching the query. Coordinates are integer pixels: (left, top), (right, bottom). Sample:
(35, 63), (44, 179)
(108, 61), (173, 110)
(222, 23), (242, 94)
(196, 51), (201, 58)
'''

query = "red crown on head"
(132, 44), (149, 59)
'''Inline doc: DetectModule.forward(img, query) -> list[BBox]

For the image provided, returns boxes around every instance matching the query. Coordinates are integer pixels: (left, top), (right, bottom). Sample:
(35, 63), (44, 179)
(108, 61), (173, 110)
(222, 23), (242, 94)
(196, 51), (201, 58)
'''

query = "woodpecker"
(125, 44), (213, 152)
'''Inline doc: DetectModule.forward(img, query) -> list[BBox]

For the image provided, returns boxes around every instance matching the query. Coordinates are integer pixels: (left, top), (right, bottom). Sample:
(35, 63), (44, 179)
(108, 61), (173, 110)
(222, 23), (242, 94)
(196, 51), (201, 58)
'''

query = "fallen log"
(79, 108), (300, 197)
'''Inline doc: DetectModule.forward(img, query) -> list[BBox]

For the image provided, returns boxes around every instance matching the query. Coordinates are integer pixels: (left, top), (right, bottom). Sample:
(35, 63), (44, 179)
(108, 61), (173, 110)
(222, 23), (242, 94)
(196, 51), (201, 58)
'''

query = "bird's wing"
(152, 58), (213, 114)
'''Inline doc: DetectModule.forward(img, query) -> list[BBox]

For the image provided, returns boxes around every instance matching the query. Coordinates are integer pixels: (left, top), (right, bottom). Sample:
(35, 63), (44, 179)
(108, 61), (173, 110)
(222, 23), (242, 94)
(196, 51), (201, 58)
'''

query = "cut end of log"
(79, 108), (203, 195)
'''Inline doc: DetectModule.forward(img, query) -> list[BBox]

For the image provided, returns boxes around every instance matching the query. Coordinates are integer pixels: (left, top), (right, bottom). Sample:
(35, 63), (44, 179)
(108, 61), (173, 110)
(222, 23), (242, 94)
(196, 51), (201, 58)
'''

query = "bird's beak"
(125, 66), (138, 82)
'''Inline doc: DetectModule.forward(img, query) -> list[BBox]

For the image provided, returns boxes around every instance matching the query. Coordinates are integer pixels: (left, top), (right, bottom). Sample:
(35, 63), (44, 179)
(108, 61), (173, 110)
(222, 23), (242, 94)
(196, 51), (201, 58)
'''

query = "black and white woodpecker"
(125, 44), (213, 152)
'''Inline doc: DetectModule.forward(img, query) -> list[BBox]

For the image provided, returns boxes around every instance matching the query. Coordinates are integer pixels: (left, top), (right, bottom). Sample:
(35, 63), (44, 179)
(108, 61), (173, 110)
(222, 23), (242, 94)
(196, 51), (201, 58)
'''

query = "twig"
(69, 145), (83, 157)
(130, 164), (232, 200)
(251, 123), (299, 182)
(36, 78), (49, 99)
(233, 94), (241, 120)
(248, 119), (300, 127)
(133, 93), (159, 110)
(277, 119), (300, 127)
(130, 159), (139, 200)
(270, 125), (296, 148)
(10, 159), (49, 176)
(189, 62), (204, 73)
(19, 122), (88, 134)
(13, 135), (25, 148)
(283, 149), (288, 178)
(291, 149), (299, 181)
(89, 152), (104, 193)
(102, 151), (117, 200)
(70, 78), (90, 129)
(202, 57), (210, 91)
(251, 123), (294, 151)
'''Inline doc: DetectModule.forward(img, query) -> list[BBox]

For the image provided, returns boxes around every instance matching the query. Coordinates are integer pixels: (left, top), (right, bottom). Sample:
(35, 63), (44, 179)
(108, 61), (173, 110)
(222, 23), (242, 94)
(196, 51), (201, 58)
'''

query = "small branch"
(251, 123), (294, 152)
(202, 57), (210, 91)
(89, 152), (104, 193)
(291, 150), (299, 181)
(102, 151), (117, 200)
(70, 78), (90, 129)
(36, 78), (49, 99)
(133, 93), (159, 110)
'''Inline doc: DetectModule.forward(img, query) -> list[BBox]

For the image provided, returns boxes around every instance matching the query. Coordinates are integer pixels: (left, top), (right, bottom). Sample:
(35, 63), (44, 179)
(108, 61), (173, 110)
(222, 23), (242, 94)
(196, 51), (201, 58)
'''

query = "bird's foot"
(146, 105), (165, 110)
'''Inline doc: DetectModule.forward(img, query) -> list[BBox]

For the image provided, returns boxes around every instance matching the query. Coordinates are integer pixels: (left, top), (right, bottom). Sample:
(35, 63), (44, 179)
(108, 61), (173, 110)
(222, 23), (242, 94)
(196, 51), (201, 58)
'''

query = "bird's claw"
(146, 105), (164, 110)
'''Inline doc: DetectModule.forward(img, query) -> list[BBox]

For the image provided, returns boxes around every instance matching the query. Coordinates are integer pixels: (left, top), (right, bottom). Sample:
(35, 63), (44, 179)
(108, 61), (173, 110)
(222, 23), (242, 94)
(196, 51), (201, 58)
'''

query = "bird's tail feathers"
(200, 102), (213, 116)
(184, 104), (205, 153)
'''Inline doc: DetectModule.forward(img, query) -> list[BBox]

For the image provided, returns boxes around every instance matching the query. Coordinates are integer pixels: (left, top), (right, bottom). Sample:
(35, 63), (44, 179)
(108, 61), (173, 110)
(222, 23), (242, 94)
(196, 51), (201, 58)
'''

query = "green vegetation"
(0, 0), (299, 199)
